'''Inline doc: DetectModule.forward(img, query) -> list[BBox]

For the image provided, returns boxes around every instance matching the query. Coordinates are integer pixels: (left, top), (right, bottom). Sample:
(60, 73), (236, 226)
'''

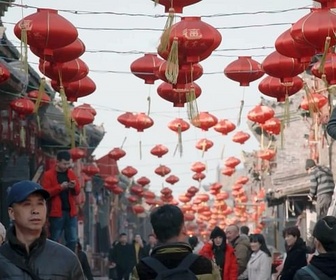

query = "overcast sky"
(3, 0), (312, 196)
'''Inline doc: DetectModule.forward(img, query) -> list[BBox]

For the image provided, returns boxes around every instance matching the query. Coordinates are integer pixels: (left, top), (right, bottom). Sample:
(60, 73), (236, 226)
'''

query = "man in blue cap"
(0, 180), (85, 279)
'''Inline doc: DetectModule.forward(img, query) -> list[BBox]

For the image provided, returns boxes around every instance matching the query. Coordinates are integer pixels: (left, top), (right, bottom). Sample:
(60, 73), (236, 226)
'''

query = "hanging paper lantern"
(165, 175), (179, 185)
(262, 51), (305, 82)
(30, 38), (85, 63)
(155, 165), (171, 177)
(232, 131), (250, 144)
(28, 90), (51, 107)
(187, 186), (199, 195)
(312, 53), (336, 85)
(300, 93), (328, 112)
(247, 105), (275, 124)
(70, 147), (86, 161)
(161, 187), (173, 196)
(258, 75), (303, 102)
(157, 82), (202, 107)
(10, 98), (35, 118)
(71, 105), (94, 128)
(224, 56), (264, 86)
(192, 172), (206, 181)
(224, 157), (241, 168)
(191, 161), (206, 173)
(291, 8), (336, 52)
(221, 167), (235, 176)
(210, 182), (222, 192)
(82, 164), (100, 177)
(130, 185), (144, 196)
(314, 0), (336, 8)
(236, 176), (249, 185)
(261, 117), (281, 135)
(143, 190), (155, 199)
(128, 195), (138, 203)
(136, 176), (151, 187)
(108, 147), (126, 161)
(168, 118), (190, 132)
(117, 112), (135, 128)
(14, 9), (78, 56)
(39, 58), (89, 83)
(150, 144), (169, 158)
(213, 119), (236, 135)
(195, 138), (214, 151)
(105, 176), (119, 186)
(121, 166), (138, 178)
(133, 204), (145, 214)
(0, 63), (10, 84)
(129, 112), (154, 132)
(191, 112), (218, 131)
(130, 53), (163, 84)
(152, 0), (202, 13)
(275, 28), (316, 64)
(258, 149), (276, 161)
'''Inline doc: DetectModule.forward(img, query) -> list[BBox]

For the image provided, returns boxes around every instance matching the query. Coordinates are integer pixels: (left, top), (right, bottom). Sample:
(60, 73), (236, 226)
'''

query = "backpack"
(301, 265), (334, 280)
(141, 253), (199, 280)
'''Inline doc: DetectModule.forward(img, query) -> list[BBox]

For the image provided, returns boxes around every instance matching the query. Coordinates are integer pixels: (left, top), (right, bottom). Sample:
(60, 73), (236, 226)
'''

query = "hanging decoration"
(150, 144), (169, 158)
(153, 0), (202, 13)
(168, 117), (190, 157)
(224, 157), (241, 168)
(232, 131), (250, 144)
(130, 53), (163, 84)
(128, 112), (154, 132)
(70, 147), (86, 161)
(311, 53), (336, 85)
(117, 112), (136, 129)
(213, 119), (236, 135)
(108, 147), (126, 161)
(195, 138), (214, 157)
(121, 166), (138, 178)
(165, 174), (180, 185)
(191, 161), (206, 173)
(154, 164), (171, 177)
(191, 111), (218, 130)
(261, 117), (281, 135)
(247, 105), (275, 124)
(136, 176), (151, 187)
(0, 63), (10, 84)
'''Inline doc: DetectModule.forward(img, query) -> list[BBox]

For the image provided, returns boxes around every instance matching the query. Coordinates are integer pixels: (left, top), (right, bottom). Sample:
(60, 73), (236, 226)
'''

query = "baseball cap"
(7, 180), (50, 207)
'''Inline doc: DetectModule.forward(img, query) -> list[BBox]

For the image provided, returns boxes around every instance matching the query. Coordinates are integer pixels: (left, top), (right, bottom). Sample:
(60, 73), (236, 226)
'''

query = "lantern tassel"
(165, 37), (179, 85)
(33, 77), (46, 113)
(139, 140), (142, 160)
(280, 119), (285, 149)
(59, 86), (72, 136)
(120, 136), (127, 149)
(20, 24), (29, 82)
(147, 95), (151, 115)
(237, 99), (244, 127)
(201, 139), (206, 158)
(20, 124), (26, 148)
(261, 127), (264, 150)
(71, 120), (75, 148)
(159, 8), (175, 56)
(186, 85), (199, 121)
(221, 144), (225, 160)
(177, 124), (183, 157)
(318, 36), (331, 74)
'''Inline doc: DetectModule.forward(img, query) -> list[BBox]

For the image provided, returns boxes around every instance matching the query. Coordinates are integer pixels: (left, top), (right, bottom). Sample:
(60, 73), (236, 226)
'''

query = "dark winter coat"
(109, 242), (136, 273)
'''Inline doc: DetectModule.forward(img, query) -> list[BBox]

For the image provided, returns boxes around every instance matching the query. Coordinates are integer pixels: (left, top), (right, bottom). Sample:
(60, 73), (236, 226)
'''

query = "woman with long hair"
(247, 234), (272, 280)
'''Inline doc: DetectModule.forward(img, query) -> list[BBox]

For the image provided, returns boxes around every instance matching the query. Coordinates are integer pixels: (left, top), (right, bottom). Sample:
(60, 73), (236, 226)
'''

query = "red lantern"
(165, 175), (179, 185)
(130, 185), (144, 196)
(192, 172), (206, 181)
(224, 56), (264, 86)
(275, 28), (315, 64)
(216, 191), (229, 200)
(168, 118), (190, 132)
(312, 53), (336, 85)
(291, 8), (336, 52)
(261, 117), (281, 135)
(108, 148), (126, 161)
(315, 0), (336, 8)
(224, 157), (241, 168)
(30, 38), (85, 63)
(82, 164), (100, 176)
(191, 112), (218, 131)
(153, 0), (201, 13)
(39, 58), (89, 83)
(213, 119), (236, 135)
(195, 138), (214, 151)
(258, 149), (276, 161)
(143, 190), (155, 199)
(210, 183), (222, 191)
(187, 186), (199, 195)
(0, 63), (10, 84)
(247, 105), (275, 124)
(232, 131), (250, 144)
(71, 105), (94, 128)
(221, 167), (235, 176)
(128, 195), (138, 203)
(70, 147), (86, 161)
(10, 98), (35, 118)
(111, 185), (124, 195)
(236, 176), (249, 185)
(157, 82), (202, 107)
(51, 76), (96, 102)
(155, 165), (171, 177)
(191, 161), (206, 173)
(300, 93), (328, 112)
(28, 90), (51, 106)
(117, 112), (135, 128)
(258, 75), (303, 102)
(105, 176), (118, 186)
(130, 53), (163, 84)
(121, 166), (138, 178)
(14, 9), (78, 56)
(133, 204), (145, 214)
(262, 51), (304, 83)
(150, 144), (169, 158)
(129, 112), (154, 132)
(136, 176), (151, 187)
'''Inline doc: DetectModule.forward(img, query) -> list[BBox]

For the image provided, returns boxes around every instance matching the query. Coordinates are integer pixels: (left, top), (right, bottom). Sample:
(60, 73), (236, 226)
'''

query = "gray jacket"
(309, 165), (335, 197)
(0, 227), (84, 280)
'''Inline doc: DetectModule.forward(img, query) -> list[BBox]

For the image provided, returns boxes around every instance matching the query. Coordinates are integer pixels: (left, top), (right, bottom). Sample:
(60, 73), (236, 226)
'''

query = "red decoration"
(129, 112), (154, 132)
(191, 161), (206, 173)
(105, 176), (118, 186)
(168, 118), (190, 132)
(195, 138), (214, 151)
(258, 75), (303, 102)
(111, 185), (124, 195)
(224, 157), (241, 168)
(258, 149), (276, 161)
(130, 185), (144, 196)
(157, 82), (202, 107)
(312, 53), (336, 85)
(165, 175), (179, 185)
(28, 90), (51, 106)
(10, 98), (35, 118)
(222, 167), (235, 176)
(247, 105), (275, 124)
(133, 204), (145, 214)
(117, 112), (135, 128)
(300, 93), (328, 112)
(192, 172), (206, 181)
(262, 51), (305, 82)
(213, 119), (236, 135)
(82, 164), (100, 176)
(224, 56), (264, 86)
(143, 190), (155, 199)
(236, 176), (249, 185)
(191, 112), (218, 131)
(136, 176), (151, 187)
(154, 165), (171, 177)
(30, 38), (85, 63)
(150, 144), (169, 158)
(70, 147), (86, 161)
(51, 76), (96, 102)
(291, 8), (336, 52)
(130, 53), (163, 84)
(14, 9), (78, 56)
(275, 28), (315, 64)
(71, 105), (95, 128)
(128, 195), (138, 203)
(108, 147), (126, 161)
(121, 166), (138, 178)
(187, 186), (199, 195)
(261, 117), (281, 135)
(315, 0), (336, 8)
(0, 63), (10, 84)
(232, 131), (250, 144)
(153, 0), (202, 13)
(39, 58), (89, 83)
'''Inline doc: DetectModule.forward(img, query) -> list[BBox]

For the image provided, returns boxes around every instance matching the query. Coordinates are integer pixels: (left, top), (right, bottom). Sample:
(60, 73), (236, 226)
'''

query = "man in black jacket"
(294, 216), (336, 280)
(0, 180), (84, 279)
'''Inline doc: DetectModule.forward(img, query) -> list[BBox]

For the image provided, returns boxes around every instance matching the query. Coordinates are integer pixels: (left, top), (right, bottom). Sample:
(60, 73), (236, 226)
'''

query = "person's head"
(56, 150), (72, 172)
(226, 224), (240, 243)
(313, 216), (336, 253)
(134, 234), (142, 243)
(283, 226), (300, 248)
(188, 235), (199, 249)
(0, 222), (6, 244)
(240, 225), (250, 236)
(210, 226), (226, 247)
(7, 181), (50, 235)
(249, 234), (271, 256)
(148, 233), (157, 246)
(150, 204), (185, 243)
(305, 159), (316, 173)
(119, 233), (127, 244)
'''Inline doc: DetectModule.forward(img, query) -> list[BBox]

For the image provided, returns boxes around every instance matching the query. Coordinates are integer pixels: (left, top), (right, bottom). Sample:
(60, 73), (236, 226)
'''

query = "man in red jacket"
(41, 150), (80, 252)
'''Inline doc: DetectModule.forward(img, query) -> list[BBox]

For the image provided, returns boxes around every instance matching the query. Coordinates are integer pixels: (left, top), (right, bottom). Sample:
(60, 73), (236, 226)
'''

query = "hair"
(188, 235), (198, 249)
(249, 234), (271, 257)
(148, 233), (155, 238)
(282, 226), (301, 238)
(76, 241), (82, 251)
(150, 204), (184, 243)
(119, 232), (127, 237)
(227, 224), (239, 233)
(57, 150), (71, 161)
(240, 225), (250, 235)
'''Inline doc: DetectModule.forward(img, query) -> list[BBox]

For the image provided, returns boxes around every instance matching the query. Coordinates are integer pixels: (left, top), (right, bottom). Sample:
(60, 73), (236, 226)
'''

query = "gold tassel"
(237, 99), (244, 126)
(59, 86), (72, 136)
(159, 8), (175, 55)
(70, 119), (75, 148)
(260, 127), (264, 150)
(20, 125), (26, 148)
(121, 136), (127, 149)
(221, 144), (225, 159)
(186, 86), (199, 121)
(318, 36), (331, 74)
(284, 93), (290, 126)
(165, 37), (179, 84)
(139, 140), (142, 160)
(280, 119), (285, 149)
(177, 124), (183, 157)
(201, 139), (206, 158)
(147, 95), (151, 115)
(33, 77), (46, 113)
(20, 25), (28, 78)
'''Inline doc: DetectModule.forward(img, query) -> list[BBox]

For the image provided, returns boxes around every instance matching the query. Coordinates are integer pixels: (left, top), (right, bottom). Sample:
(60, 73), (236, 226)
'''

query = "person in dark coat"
(142, 233), (157, 257)
(76, 241), (94, 280)
(279, 226), (307, 280)
(294, 216), (336, 280)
